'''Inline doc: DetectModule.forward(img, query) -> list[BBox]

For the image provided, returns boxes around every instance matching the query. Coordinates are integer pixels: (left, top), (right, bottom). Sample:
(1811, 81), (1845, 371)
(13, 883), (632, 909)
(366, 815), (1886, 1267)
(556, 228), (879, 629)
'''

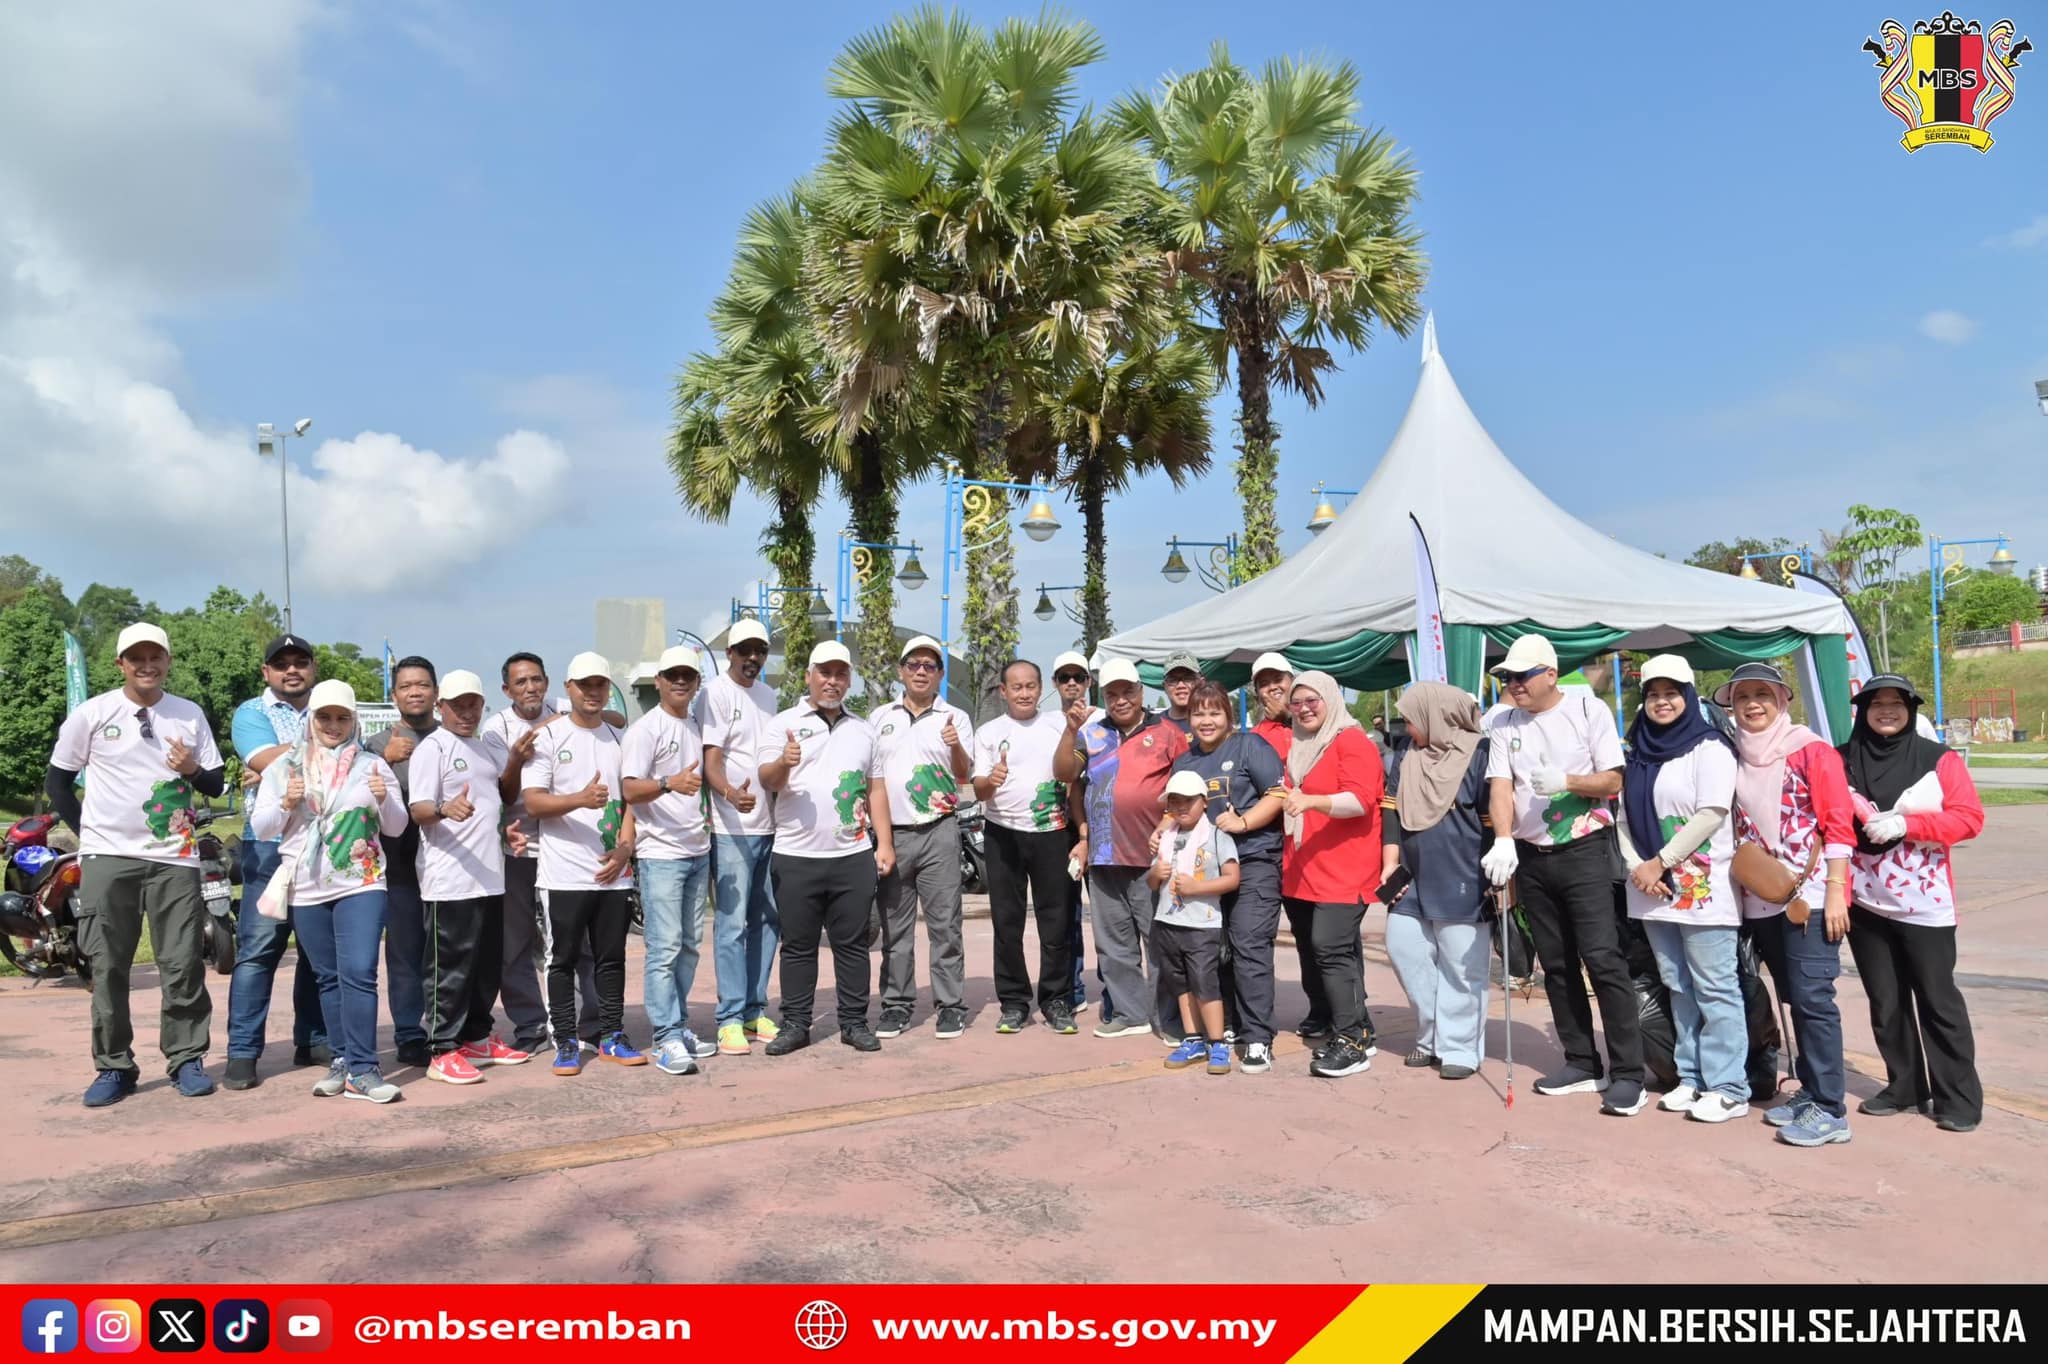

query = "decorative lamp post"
(1304, 482), (1360, 535)
(1929, 534), (2013, 726)
(834, 529), (926, 641)
(937, 461), (1063, 688)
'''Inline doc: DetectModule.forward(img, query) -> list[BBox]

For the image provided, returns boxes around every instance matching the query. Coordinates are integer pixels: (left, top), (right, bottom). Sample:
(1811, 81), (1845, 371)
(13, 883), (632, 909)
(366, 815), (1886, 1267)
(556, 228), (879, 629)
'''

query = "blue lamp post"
(1929, 534), (2015, 725)
(1160, 534), (1239, 592)
(834, 530), (927, 642)
(938, 461), (1061, 687)
(1735, 547), (1814, 584)
(1305, 483), (1360, 535)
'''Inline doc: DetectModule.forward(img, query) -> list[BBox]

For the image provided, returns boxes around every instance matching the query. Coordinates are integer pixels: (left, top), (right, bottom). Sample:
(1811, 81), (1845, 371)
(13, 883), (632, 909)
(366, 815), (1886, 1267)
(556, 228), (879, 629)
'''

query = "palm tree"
(1116, 45), (1429, 578)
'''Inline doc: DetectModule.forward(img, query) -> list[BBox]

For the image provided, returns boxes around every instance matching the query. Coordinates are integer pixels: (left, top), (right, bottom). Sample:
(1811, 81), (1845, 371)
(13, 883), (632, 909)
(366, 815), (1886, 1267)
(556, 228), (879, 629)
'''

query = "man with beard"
(486, 652), (601, 1055)
(366, 655), (437, 1069)
(701, 619), (781, 1055)
(1049, 650), (1099, 1017)
(222, 634), (329, 1090)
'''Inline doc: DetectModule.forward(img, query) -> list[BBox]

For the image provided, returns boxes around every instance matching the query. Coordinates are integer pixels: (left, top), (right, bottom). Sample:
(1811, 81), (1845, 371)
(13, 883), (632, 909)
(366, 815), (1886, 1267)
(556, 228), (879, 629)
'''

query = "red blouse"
(1281, 727), (1385, 904)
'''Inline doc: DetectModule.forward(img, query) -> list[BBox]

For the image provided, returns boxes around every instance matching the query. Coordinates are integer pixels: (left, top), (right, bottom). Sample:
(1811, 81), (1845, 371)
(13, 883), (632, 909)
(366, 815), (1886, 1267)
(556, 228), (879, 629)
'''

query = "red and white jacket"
(1846, 751), (1985, 928)
(1733, 740), (1855, 921)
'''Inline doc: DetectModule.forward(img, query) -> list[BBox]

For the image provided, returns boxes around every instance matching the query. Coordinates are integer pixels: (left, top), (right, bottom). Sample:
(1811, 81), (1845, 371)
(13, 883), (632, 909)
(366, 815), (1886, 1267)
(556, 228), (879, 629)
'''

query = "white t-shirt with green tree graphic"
(870, 697), (973, 828)
(1485, 694), (1625, 846)
(522, 719), (632, 890)
(51, 690), (224, 864)
(972, 711), (1070, 834)
(756, 705), (881, 859)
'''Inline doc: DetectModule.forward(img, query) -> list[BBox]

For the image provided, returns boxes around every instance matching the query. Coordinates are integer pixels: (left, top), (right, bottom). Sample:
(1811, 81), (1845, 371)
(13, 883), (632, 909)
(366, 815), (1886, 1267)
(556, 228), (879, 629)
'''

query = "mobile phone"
(1374, 866), (1415, 905)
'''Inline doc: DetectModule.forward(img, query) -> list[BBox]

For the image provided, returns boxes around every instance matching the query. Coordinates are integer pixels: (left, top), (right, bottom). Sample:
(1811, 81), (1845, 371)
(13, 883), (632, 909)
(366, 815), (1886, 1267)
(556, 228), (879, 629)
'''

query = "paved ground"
(4, 810), (2046, 1285)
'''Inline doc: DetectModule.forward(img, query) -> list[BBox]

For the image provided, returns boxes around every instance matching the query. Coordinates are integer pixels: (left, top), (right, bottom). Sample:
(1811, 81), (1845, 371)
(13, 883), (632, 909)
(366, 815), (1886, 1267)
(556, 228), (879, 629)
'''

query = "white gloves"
(1862, 810), (1908, 845)
(1067, 849), (1085, 881)
(1481, 839), (1520, 888)
(1528, 767), (1568, 797)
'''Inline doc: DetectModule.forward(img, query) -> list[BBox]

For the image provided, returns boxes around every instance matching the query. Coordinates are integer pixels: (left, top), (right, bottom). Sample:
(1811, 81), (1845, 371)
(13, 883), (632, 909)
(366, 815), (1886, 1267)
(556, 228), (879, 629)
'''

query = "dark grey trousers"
(877, 817), (964, 1013)
(77, 855), (212, 1075)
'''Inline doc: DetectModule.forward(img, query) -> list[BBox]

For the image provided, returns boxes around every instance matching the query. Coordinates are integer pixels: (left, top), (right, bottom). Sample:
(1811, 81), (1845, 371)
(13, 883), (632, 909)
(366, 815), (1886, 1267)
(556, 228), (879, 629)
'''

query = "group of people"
(48, 618), (1988, 1145)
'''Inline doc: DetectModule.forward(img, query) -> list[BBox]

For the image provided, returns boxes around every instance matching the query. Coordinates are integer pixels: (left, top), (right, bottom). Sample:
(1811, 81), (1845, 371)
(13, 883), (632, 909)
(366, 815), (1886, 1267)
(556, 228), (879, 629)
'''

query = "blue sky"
(6, 1), (2044, 685)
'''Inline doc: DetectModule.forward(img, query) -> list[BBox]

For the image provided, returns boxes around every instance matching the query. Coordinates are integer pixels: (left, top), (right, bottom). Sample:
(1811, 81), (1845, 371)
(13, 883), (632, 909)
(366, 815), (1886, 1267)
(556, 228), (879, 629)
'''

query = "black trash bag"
(1635, 972), (1680, 1091)
(1739, 928), (1783, 1101)
(1615, 895), (1780, 1097)
(1491, 903), (1536, 979)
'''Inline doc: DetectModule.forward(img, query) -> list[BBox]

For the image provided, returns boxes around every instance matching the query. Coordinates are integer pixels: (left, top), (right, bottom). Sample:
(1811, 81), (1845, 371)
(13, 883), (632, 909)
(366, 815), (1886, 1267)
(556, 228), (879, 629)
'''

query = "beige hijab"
(1285, 671), (1359, 840)
(1396, 681), (1482, 832)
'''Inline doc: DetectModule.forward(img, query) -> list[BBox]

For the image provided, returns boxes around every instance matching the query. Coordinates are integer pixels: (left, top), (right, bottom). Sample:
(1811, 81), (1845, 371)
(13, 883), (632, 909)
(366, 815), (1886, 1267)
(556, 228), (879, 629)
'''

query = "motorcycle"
(191, 806), (241, 975)
(955, 799), (987, 896)
(0, 814), (87, 980)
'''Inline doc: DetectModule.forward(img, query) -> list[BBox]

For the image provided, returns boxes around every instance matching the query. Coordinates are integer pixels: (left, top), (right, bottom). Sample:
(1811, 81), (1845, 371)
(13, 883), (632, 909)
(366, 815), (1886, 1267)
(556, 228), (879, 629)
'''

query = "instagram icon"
(84, 1299), (142, 1354)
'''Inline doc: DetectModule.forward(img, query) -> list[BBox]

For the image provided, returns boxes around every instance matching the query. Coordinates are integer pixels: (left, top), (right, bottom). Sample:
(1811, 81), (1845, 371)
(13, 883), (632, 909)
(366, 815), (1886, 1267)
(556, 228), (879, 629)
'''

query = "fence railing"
(1951, 621), (2048, 648)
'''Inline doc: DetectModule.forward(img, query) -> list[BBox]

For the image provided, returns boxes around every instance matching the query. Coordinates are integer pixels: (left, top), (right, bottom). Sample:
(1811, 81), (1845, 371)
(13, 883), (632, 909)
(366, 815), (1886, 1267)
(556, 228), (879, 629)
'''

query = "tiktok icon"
(212, 1300), (270, 1353)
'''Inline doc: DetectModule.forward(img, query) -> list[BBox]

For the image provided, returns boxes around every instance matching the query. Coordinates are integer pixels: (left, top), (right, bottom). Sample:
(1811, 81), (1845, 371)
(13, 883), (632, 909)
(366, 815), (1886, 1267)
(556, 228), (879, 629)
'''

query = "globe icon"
(794, 1299), (848, 1351)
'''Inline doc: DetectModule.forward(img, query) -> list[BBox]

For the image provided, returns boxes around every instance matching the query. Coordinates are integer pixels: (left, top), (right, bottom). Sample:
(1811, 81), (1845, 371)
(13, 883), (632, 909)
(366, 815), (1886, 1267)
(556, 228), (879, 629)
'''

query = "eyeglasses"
(1053, 671), (1087, 684)
(1288, 697), (1323, 711)
(901, 659), (941, 673)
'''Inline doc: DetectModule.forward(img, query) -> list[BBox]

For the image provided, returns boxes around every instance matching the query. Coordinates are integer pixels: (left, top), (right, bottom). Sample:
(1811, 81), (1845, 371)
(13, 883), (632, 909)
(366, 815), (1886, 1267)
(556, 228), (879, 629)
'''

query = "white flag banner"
(1409, 512), (1447, 684)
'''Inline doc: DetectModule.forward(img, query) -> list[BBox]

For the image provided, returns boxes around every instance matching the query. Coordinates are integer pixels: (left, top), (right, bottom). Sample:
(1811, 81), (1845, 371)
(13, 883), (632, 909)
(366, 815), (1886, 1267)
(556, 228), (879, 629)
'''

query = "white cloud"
(1918, 310), (1978, 345)
(1986, 213), (2048, 249)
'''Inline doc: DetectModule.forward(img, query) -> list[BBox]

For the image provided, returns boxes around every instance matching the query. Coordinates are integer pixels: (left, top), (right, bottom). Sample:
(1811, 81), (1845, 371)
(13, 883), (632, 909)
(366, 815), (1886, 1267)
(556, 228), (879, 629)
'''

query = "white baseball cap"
(728, 619), (770, 648)
(1251, 651), (1292, 679)
(899, 634), (944, 663)
(1639, 654), (1694, 688)
(439, 669), (485, 701)
(308, 679), (357, 713)
(1051, 650), (1089, 676)
(1098, 659), (1141, 690)
(656, 645), (701, 675)
(115, 622), (170, 657)
(1489, 635), (1559, 677)
(809, 640), (852, 669)
(1164, 770), (1208, 800)
(566, 651), (611, 682)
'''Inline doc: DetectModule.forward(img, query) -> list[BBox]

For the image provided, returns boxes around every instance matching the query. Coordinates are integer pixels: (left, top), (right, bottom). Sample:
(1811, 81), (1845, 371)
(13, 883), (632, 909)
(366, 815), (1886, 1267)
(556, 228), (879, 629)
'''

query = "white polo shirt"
(410, 728), (510, 900)
(972, 710), (1070, 833)
(870, 696), (973, 827)
(756, 705), (880, 858)
(620, 706), (712, 859)
(702, 672), (778, 838)
(1484, 693), (1625, 846)
(50, 689), (223, 864)
(521, 719), (632, 891)
(484, 701), (561, 859)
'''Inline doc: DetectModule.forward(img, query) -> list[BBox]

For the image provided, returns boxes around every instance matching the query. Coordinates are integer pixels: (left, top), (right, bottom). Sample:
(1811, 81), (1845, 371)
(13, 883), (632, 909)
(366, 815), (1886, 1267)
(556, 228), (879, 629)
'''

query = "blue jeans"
(293, 890), (389, 1072)
(383, 880), (426, 1047)
(1643, 919), (1747, 1101)
(711, 835), (780, 1027)
(226, 838), (327, 1059)
(1384, 913), (1491, 1070)
(1755, 910), (1847, 1117)
(641, 855), (711, 1045)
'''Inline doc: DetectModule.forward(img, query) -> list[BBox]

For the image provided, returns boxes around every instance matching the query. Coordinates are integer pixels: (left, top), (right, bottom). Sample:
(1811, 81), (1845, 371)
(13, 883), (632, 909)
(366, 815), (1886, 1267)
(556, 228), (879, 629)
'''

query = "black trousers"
(1287, 895), (1370, 1042)
(1224, 855), (1283, 1044)
(1284, 896), (1333, 1028)
(424, 894), (506, 1052)
(1516, 836), (1643, 1084)
(772, 851), (877, 1030)
(984, 822), (1077, 1014)
(538, 887), (630, 1047)
(1847, 905), (1982, 1123)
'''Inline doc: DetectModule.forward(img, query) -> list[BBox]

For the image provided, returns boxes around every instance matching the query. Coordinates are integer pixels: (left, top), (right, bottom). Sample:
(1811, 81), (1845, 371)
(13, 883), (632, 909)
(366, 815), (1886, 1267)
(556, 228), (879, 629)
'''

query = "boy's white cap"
(1051, 650), (1089, 675)
(1164, 770), (1208, 799)
(439, 669), (485, 701)
(115, 622), (170, 657)
(899, 634), (944, 663)
(808, 640), (852, 669)
(727, 619), (770, 647)
(566, 651), (610, 682)
(656, 645), (701, 675)
(1098, 659), (1141, 689)
(308, 679), (357, 713)
(1489, 635), (1559, 676)
(1639, 654), (1694, 688)
(1251, 651), (1292, 678)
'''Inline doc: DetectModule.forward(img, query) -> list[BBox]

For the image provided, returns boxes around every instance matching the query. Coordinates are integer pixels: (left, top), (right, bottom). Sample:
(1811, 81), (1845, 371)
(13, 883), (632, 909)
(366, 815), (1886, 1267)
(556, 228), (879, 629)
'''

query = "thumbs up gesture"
(941, 717), (961, 749)
(989, 752), (1009, 788)
(579, 770), (609, 809)
(730, 776), (758, 814)
(781, 728), (803, 768)
(443, 782), (475, 822)
(670, 761), (702, 797)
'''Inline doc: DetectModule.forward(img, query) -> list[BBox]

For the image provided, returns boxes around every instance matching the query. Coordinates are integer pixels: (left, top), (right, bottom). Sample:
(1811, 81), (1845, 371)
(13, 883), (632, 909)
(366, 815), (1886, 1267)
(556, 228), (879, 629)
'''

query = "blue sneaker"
(1777, 1107), (1852, 1147)
(1165, 1037), (1206, 1070)
(551, 1043), (583, 1076)
(599, 1032), (647, 1067)
(172, 1059), (215, 1097)
(1764, 1090), (1814, 1127)
(1206, 1041), (1232, 1075)
(82, 1069), (138, 1108)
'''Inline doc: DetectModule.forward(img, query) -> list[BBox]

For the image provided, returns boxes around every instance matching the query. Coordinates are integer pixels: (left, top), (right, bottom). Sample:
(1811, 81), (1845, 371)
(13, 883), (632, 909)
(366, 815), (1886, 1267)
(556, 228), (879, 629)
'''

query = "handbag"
(1731, 839), (1824, 926)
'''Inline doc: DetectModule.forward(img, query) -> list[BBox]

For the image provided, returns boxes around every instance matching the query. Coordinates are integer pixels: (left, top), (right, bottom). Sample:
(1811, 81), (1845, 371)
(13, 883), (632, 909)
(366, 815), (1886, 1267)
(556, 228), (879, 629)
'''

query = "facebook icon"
(20, 1300), (78, 1355)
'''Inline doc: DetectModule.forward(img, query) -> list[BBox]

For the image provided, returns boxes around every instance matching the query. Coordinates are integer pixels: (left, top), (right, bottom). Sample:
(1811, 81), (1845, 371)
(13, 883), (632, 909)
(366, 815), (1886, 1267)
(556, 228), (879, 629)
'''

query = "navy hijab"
(1623, 681), (1736, 865)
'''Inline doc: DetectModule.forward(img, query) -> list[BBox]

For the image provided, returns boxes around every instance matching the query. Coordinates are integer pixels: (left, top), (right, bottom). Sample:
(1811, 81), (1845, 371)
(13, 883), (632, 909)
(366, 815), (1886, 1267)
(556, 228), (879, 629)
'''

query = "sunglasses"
(1499, 668), (1550, 686)
(901, 659), (941, 673)
(135, 708), (155, 741)
(1054, 671), (1087, 684)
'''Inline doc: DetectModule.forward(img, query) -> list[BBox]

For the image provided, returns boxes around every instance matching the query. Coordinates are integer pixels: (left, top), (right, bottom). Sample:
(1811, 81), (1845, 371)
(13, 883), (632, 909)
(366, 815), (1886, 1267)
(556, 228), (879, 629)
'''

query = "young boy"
(1148, 770), (1241, 1074)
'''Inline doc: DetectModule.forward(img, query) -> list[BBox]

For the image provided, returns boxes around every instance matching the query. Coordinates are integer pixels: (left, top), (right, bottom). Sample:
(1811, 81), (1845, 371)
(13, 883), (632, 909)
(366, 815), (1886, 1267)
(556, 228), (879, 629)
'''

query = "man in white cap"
(870, 635), (975, 1039)
(47, 623), (226, 1106)
(1160, 651), (1203, 734)
(1481, 634), (1645, 1115)
(621, 644), (719, 1075)
(700, 617), (782, 1055)
(407, 669), (531, 1084)
(757, 641), (896, 1055)
(521, 652), (646, 1076)
(1049, 649), (1100, 1015)
(974, 658), (1077, 1034)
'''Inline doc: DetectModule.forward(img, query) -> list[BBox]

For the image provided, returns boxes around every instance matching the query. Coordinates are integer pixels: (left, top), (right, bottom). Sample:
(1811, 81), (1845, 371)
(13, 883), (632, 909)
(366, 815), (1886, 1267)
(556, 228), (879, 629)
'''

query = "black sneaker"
(765, 1026), (809, 1056)
(1934, 1113), (1980, 1133)
(1044, 1004), (1079, 1035)
(1295, 1017), (1332, 1041)
(934, 1006), (966, 1039)
(293, 1043), (334, 1068)
(395, 1040), (432, 1068)
(874, 1007), (912, 1040)
(1533, 1065), (1609, 1096)
(1403, 1047), (1440, 1068)
(1600, 1079), (1648, 1116)
(840, 1023), (882, 1053)
(1439, 1063), (1475, 1080)
(1859, 1093), (1932, 1117)
(1360, 1024), (1379, 1058)
(995, 1007), (1029, 1034)
(223, 1057), (260, 1090)
(1309, 1036), (1372, 1078)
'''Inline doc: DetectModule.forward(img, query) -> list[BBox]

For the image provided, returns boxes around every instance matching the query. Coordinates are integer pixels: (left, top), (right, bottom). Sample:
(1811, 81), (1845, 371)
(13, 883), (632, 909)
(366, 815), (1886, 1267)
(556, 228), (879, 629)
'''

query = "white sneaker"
(311, 1060), (348, 1098)
(1689, 1092), (1751, 1124)
(679, 1029), (718, 1060)
(653, 1039), (699, 1076)
(1240, 1042), (1273, 1074)
(1659, 1084), (1700, 1113)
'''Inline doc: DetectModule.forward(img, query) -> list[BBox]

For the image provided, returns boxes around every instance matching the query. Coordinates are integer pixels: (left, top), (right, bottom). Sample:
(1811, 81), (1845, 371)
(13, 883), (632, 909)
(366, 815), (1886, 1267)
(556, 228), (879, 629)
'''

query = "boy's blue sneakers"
(1165, 1037), (1207, 1070)
(172, 1059), (215, 1097)
(1206, 1042), (1232, 1075)
(82, 1068), (138, 1108)
(552, 1043), (583, 1076)
(599, 1032), (647, 1067)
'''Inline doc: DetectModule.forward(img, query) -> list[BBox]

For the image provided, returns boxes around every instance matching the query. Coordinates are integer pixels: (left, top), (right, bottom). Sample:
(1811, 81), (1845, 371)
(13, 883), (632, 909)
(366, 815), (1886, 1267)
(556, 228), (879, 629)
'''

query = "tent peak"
(1419, 311), (1438, 366)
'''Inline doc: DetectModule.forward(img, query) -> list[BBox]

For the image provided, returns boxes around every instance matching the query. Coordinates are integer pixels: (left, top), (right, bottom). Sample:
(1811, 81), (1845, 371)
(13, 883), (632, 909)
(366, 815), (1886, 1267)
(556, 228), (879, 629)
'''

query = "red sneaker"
(459, 1035), (531, 1067)
(426, 1051), (484, 1085)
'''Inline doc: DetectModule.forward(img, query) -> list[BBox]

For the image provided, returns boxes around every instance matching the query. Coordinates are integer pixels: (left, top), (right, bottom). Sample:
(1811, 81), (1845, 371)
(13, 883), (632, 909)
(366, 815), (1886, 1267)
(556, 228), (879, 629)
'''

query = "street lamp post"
(1305, 483), (1360, 535)
(1735, 546), (1815, 585)
(1032, 583), (1086, 623)
(254, 418), (313, 632)
(1929, 534), (2014, 727)
(834, 530), (926, 642)
(2034, 378), (2048, 418)
(1160, 535), (1240, 593)
(938, 461), (1061, 688)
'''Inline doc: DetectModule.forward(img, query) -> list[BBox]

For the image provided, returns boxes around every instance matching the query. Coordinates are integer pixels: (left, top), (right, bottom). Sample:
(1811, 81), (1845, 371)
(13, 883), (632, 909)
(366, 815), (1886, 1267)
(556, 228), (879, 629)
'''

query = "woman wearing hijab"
(1279, 672), (1390, 1079)
(1620, 657), (1747, 1122)
(1714, 662), (1856, 1148)
(1380, 681), (1492, 1080)
(1839, 675), (1986, 1132)
(249, 681), (410, 1104)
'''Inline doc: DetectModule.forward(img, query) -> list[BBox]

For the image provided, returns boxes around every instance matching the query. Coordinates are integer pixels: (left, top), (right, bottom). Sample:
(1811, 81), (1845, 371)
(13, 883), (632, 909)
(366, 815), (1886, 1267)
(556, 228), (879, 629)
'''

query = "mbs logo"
(1863, 11), (2029, 151)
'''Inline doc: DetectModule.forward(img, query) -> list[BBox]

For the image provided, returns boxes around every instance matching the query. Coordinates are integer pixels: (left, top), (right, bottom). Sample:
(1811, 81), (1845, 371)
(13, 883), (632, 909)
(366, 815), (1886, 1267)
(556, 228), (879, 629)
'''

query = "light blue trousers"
(1384, 914), (1490, 1070)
